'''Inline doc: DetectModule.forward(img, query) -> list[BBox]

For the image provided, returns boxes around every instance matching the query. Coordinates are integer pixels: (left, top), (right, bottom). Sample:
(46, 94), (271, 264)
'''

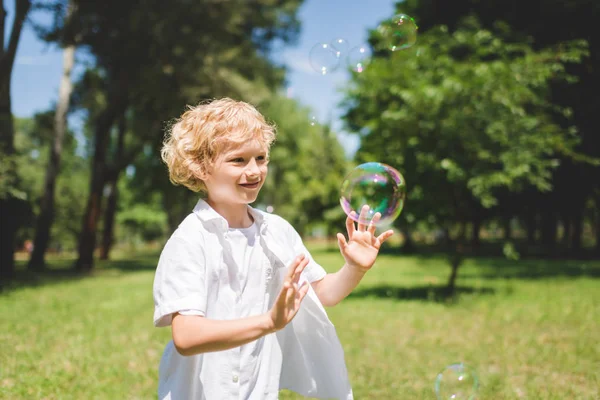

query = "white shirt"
(153, 199), (354, 400)
(227, 223), (259, 292)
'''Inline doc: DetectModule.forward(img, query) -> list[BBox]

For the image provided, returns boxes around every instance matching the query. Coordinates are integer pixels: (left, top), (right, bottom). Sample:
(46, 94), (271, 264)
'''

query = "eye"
(229, 157), (244, 163)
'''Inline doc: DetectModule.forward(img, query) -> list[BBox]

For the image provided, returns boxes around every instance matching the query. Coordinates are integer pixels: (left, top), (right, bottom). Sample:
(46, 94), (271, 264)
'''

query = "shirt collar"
(192, 198), (267, 232)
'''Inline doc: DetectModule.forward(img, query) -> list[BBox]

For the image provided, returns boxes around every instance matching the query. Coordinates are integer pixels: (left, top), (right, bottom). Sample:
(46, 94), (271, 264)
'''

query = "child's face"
(204, 139), (269, 207)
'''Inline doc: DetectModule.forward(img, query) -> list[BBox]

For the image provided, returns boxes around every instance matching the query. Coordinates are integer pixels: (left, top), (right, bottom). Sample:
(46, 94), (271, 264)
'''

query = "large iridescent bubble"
(434, 363), (479, 400)
(378, 13), (418, 51)
(340, 162), (406, 226)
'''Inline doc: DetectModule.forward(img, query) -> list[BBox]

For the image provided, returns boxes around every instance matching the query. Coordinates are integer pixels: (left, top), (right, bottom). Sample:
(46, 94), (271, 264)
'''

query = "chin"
(245, 195), (259, 204)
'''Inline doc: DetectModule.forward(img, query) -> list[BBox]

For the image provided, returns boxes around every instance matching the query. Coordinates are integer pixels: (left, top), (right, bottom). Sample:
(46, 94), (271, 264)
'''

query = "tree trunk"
(471, 215), (482, 251)
(561, 212), (571, 249)
(446, 250), (463, 296)
(445, 221), (465, 296)
(28, 33), (75, 271)
(525, 211), (537, 245)
(163, 187), (196, 235)
(541, 208), (558, 250)
(0, 0), (31, 282)
(502, 216), (512, 240)
(99, 114), (126, 260)
(570, 207), (583, 255)
(74, 78), (128, 272)
(596, 201), (600, 256)
(164, 190), (180, 235)
(99, 180), (118, 260)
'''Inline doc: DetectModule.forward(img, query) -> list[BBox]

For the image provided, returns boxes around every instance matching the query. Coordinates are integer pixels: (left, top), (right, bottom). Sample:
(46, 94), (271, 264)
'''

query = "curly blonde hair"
(161, 98), (276, 193)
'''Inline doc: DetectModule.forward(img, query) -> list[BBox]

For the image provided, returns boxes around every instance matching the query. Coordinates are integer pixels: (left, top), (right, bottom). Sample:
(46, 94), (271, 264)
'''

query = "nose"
(246, 158), (261, 178)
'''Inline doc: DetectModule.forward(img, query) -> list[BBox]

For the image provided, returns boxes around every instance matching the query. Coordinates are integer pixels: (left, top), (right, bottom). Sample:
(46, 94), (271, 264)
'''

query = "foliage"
(13, 115), (88, 250)
(258, 95), (350, 234)
(115, 179), (168, 243)
(396, 0), (600, 255)
(344, 17), (588, 230)
(116, 204), (167, 243)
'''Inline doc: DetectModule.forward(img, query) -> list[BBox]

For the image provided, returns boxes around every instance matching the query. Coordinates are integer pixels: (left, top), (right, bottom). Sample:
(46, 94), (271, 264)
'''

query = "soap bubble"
(347, 44), (372, 73)
(309, 42), (340, 75)
(434, 363), (479, 400)
(330, 37), (350, 58)
(379, 13), (418, 51)
(340, 162), (406, 226)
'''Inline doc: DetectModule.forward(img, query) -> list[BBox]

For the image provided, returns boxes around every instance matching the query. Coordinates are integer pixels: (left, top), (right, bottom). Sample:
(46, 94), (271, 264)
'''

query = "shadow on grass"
(2, 265), (92, 295)
(1, 254), (160, 295)
(475, 259), (600, 280)
(101, 257), (160, 272)
(313, 243), (600, 281)
(347, 284), (496, 303)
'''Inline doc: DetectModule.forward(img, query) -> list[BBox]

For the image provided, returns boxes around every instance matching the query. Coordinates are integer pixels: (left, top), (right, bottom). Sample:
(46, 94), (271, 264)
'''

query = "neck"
(206, 198), (254, 229)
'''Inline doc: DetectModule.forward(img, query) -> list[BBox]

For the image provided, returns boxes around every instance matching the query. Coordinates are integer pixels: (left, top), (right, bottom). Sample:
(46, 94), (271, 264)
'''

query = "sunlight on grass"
(1, 248), (599, 399)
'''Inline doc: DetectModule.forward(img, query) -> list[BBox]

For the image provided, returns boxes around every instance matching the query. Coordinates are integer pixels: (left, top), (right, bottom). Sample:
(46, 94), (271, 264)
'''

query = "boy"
(154, 98), (394, 399)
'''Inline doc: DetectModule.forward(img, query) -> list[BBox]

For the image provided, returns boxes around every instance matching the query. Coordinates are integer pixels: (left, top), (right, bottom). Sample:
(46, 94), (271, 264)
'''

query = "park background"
(1, 0), (599, 399)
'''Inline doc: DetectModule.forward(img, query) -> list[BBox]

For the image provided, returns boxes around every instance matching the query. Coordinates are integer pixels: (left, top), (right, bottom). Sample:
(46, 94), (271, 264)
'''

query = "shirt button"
(232, 375), (239, 383)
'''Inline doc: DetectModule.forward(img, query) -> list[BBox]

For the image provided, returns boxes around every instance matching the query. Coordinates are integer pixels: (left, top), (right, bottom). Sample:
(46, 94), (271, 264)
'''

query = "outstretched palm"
(269, 254), (310, 331)
(337, 205), (394, 272)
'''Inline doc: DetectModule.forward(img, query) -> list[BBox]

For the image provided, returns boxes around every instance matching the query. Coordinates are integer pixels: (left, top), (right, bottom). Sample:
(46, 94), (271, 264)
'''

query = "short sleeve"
(153, 236), (207, 327)
(287, 223), (327, 283)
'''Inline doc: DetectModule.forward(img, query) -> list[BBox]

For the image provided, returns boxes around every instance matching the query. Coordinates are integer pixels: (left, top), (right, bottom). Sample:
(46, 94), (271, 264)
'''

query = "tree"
(28, 0), (76, 270)
(0, 0), (31, 282)
(344, 17), (588, 293)
(400, 0), (600, 254)
(12, 113), (88, 254)
(39, 0), (303, 271)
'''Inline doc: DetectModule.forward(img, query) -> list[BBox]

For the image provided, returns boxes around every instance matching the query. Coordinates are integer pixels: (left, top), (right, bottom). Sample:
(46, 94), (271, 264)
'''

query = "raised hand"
(337, 205), (394, 273)
(268, 254), (310, 331)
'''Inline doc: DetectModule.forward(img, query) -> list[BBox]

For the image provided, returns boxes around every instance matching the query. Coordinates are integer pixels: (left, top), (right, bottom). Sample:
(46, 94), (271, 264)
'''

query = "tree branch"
(1, 4), (6, 58)
(1, 0), (31, 78)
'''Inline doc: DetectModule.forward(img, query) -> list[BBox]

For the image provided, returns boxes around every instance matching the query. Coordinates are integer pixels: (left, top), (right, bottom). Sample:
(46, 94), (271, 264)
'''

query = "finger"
(278, 281), (291, 304)
(286, 254), (306, 279)
(296, 254), (309, 274)
(284, 281), (295, 305)
(289, 282), (301, 309)
(368, 212), (381, 235)
(292, 259), (309, 285)
(297, 281), (310, 302)
(376, 229), (395, 244)
(357, 204), (369, 231)
(345, 213), (356, 237)
(337, 232), (347, 251)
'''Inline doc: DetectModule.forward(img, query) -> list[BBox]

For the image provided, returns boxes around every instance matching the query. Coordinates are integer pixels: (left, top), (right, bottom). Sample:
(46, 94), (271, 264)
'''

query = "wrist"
(262, 312), (277, 334)
(344, 262), (369, 275)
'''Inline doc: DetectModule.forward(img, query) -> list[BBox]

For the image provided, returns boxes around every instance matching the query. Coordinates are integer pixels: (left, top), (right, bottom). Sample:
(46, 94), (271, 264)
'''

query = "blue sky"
(8, 0), (397, 156)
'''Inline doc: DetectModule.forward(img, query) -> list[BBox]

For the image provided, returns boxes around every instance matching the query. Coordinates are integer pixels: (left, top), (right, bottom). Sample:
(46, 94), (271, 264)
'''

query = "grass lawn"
(1, 244), (599, 399)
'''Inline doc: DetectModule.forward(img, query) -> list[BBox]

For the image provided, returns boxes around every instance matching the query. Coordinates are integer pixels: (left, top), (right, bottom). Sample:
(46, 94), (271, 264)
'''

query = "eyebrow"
(226, 150), (267, 158)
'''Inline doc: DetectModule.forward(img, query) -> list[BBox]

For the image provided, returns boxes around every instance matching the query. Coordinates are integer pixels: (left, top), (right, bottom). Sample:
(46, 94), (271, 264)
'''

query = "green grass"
(1, 246), (599, 399)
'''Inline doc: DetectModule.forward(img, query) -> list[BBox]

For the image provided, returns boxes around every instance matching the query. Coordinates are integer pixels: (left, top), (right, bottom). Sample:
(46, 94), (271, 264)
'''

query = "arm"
(172, 313), (275, 356)
(311, 264), (365, 307)
(312, 206), (394, 307)
(172, 255), (310, 356)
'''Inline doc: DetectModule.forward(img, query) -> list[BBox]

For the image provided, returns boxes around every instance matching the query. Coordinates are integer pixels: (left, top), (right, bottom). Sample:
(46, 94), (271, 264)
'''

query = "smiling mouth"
(240, 182), (260, 189)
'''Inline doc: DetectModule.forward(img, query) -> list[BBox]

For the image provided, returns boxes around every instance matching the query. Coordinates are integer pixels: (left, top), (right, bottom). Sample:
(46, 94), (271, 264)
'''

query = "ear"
(191, 161), (209, 181)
